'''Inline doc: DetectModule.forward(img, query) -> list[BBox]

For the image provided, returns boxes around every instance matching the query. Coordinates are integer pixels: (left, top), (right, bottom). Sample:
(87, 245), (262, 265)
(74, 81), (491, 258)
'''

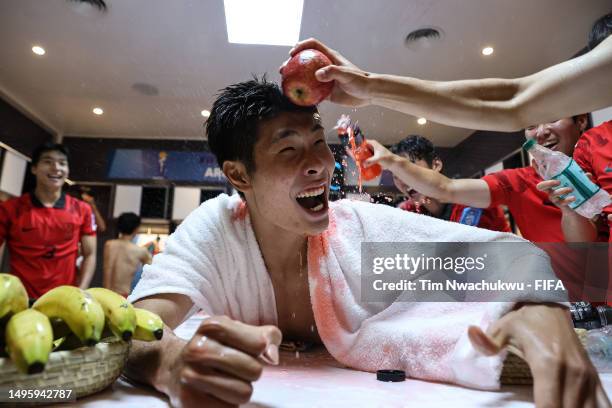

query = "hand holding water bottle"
(525, 139), (611, 219)
(536, 164), (595, 208)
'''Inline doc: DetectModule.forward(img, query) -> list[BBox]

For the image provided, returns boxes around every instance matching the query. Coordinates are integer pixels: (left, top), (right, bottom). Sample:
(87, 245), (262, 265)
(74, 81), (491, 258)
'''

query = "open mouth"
(542, 141), (558, 151)
(295, 186), (327, 213)
(47, 174), (64, 181)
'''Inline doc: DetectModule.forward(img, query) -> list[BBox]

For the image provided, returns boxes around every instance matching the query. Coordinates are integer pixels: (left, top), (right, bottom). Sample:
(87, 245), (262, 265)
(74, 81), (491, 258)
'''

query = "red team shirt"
(483, 166), (567, 242)
(573, 121), (612, 305)
(573, 120), (612, 241)
(398, 200), (511, 232)
(0, 192), (96, 298)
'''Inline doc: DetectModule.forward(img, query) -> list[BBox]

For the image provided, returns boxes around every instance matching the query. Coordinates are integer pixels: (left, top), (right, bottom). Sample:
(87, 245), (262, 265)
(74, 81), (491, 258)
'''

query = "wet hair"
(205, 76), (316, 175)
(31, 142), (70, 166)
(390, 135), (439, 167)
(117, 212), (141, 235)
(588, 12), (612, 50)
(572, 114), (593, 132)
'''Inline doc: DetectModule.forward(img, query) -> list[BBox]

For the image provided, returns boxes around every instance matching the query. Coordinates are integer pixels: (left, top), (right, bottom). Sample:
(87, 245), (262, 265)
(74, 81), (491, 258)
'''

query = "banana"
(133, 308), (164, 341)
(32, 286), (104, 346)
(86, 288), (136, 341)
(0, 274), (29, 356)
(5, 309), (53, 374)
(0, 273), (28, 319)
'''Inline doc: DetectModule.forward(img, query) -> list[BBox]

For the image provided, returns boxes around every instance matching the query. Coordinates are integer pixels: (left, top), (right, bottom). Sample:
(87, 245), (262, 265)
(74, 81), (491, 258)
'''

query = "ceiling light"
(92, 107), (104, 115)
(224, 0), (303, 46)
(32, 46), (46, 56)
(482, 46), (494, 56)
(417, 117), (427, 125)
(201, 110), (210, 118)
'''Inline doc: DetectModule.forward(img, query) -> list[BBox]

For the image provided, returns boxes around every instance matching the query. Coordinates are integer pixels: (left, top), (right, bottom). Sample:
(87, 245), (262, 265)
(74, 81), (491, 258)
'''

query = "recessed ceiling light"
(32, 46), (46, 56)
(417, 117), (427, 125)
(482, 46), (494, 56)
(92, 107), (104, 115)
(224, 0), (303, 46)
(201, 110), (210, 118)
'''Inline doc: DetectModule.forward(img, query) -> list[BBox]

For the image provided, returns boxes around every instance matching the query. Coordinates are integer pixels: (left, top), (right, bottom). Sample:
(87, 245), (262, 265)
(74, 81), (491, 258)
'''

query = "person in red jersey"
(0, 143), (97, 298)
(365, 115), (610, 243)
(390, 135), (510, 233)
(367, 117), (609, 302)
(537, 119), (612, 242)
(538, 120), (612, 305)
(535, 14), (612, 305)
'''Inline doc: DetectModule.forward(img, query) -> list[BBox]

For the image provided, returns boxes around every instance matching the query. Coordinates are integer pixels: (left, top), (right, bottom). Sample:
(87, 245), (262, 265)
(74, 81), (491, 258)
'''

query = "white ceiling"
(0, 0), (609, 147)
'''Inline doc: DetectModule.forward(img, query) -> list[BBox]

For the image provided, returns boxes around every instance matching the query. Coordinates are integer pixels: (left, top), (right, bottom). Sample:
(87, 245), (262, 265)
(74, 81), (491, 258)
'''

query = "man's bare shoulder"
(105, 239), (143, 251)
(105, 239), (119, 249)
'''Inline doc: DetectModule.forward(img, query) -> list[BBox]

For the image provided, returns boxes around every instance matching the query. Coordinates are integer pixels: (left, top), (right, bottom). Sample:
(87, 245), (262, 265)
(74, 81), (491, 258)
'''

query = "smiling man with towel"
(125, 78), (609, 408)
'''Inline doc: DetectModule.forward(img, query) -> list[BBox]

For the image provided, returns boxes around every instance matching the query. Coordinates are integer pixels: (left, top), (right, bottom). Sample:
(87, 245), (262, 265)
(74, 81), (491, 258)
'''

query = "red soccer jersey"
(573, 121), (612, 305)
(398, 200), (511, 232)
(483, 166), (565, 242)
(0, 192), (96, 298)
(574, 121), (612, 241)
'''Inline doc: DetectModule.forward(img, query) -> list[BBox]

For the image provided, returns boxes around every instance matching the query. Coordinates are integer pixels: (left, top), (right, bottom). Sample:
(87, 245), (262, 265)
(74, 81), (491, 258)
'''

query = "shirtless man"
(103, 212), (151, 297)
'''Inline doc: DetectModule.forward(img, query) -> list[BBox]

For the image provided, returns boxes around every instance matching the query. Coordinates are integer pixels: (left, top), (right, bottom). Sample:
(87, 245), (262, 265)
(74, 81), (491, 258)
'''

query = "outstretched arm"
(365, 140), (492, 208)
(288, 37), (612, 131)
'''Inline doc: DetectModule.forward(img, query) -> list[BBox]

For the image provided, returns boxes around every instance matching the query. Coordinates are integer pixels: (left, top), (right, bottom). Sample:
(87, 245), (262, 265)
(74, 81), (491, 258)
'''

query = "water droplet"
(310, 325), (315, 332)
(291, 312), (296, 319)
(295, 351), (300, 359)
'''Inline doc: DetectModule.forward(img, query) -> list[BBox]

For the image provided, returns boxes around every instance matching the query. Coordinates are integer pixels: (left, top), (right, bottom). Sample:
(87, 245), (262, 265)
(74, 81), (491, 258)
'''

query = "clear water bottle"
(523, 139), (612, 218)
(585, 326), (612, 372)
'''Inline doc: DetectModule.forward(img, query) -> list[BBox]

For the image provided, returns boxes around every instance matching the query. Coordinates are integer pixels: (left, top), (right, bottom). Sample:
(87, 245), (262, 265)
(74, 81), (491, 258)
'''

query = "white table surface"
(69, 314), (612, 408)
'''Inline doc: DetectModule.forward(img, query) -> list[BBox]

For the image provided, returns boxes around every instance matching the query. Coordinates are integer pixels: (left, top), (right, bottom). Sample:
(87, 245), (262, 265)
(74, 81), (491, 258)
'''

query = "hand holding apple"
(286, 38), (373, 107)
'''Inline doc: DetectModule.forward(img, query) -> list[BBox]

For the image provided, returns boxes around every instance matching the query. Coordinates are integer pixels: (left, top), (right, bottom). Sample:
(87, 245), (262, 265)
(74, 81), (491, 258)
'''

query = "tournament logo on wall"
(107, 149), (226, 183)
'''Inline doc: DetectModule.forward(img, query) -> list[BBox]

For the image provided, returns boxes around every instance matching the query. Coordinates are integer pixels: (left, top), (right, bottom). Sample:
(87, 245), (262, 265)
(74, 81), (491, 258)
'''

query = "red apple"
(281, 49), (334, 106)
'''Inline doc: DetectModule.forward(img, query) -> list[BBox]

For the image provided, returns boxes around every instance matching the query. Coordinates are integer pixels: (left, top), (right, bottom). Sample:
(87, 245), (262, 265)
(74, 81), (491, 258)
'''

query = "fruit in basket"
(86, 288), (136, 341)
(133, 308), (164, 341)
(5, 309), (53, 374)
(281, 49), (334, 106)
(0, 274), (28, 320)
(32, 286), (105, 346)
(0, 274), (29, 357)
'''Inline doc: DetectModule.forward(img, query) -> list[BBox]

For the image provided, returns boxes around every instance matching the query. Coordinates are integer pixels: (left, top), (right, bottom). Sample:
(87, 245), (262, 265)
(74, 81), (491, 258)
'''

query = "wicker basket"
(500, 328), (588, 385)
(0, 337), (129, 402)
